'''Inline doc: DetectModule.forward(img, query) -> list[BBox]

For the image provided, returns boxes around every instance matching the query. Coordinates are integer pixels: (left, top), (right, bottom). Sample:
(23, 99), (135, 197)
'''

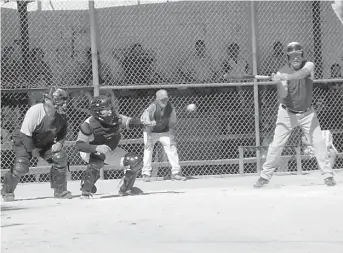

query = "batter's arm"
(280, 62), (314, 80)
(119, 115), (144, 129)
(140, 104), (157, 127)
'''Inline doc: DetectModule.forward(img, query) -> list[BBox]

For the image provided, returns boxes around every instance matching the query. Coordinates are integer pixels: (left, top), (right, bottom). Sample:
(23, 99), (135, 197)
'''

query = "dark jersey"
(77, 115), (132, 151)
(20, 103), (67, 148)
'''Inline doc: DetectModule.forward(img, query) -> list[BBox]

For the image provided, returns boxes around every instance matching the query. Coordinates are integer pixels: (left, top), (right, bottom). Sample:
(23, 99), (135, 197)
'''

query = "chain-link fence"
(1, 1), (343, 184)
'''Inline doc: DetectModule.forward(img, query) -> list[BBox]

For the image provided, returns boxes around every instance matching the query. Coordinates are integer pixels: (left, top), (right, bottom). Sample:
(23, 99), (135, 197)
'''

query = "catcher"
(75, 95), (146, 198)
(302, 130), (338, 169)
(1, 88), (72, 201)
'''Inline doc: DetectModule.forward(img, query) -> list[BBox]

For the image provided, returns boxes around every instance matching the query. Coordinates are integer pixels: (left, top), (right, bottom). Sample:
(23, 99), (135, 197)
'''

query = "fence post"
(89, 0), (100, 97)
(239, 147), (244, 175)
(296, 146), (302, 175)
(89, 0), (103, 179)
(250, 1), (261, 173)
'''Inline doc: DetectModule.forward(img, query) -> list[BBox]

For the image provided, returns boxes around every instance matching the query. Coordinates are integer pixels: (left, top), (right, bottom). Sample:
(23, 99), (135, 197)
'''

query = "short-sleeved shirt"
(20, 103), (67, 148)
(278, 61), (315, 111)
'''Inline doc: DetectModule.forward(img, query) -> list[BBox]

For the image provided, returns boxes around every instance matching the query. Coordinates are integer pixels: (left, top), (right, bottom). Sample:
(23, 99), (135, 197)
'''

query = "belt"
(281, 104), (311, 114)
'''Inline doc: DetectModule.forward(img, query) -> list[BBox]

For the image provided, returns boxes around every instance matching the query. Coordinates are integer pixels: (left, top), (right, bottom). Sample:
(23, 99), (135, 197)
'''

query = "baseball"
(186, 103), (197, 112)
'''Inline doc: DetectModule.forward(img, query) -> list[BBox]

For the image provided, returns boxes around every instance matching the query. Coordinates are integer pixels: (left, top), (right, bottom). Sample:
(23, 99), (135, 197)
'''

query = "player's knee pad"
(89, 153), (105, 170)
(50, 151), (69, 191)
(123, 152), (142, 173)
(80, 154), (104, 194)
(50, 165), (68, 190)
(120, 169), (138, 193)
(52, 150), (68, 169)
(12, 157), (30, 177)
(120, 153), (142, 193)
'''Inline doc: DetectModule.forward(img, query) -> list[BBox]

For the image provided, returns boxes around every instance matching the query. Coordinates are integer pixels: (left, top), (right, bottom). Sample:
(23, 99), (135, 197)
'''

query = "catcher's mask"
(90, 95), (119, 126)
(45, 88), (68, 114)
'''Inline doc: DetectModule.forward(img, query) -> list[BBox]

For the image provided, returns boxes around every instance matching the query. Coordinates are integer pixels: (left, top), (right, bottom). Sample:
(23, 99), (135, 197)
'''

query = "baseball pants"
(260, 104), (333, 180)
(80, 147), (127, 168)
(142, 131), (181, 176)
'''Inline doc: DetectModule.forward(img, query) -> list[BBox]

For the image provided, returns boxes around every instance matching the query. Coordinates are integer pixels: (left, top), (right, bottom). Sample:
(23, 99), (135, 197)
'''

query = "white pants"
(260, 105), (333, 180)
(80, 147), (128, 169)
(142, 131), (181, 176)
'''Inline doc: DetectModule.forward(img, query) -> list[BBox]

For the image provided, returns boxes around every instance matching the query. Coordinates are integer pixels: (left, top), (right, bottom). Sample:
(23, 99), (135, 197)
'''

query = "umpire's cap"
(156, 89), (168, 100)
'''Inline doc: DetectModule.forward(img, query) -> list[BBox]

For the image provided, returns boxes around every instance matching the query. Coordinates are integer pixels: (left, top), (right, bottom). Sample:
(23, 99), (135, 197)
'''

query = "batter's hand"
(51, 142), (63, 153)
(31, 148), (41, 158)
(142, 120), (156, 127)
(95, 145), (112, 154)
(272, 73), (288, 98)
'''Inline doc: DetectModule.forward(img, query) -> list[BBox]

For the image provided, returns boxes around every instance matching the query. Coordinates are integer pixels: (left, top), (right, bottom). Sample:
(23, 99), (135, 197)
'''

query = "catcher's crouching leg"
(80, 153), (104, 198)
(1, 157), (30, 201)
(119, 153), (143, 196)
(50, 150), (72, 199)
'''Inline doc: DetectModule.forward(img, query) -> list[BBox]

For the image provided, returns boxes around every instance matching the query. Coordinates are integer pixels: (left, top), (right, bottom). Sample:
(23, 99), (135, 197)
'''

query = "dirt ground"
(1, 171), (343, 253)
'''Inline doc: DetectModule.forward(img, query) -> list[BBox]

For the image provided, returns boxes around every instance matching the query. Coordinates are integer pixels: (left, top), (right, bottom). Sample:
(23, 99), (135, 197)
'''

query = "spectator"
(260, 41), (287, 77)
(1, 46), (19, 89)
(220, 43), (251, 108)
(1, 44), (29, 129)
(330, 63), (343, 90)
(22, 47), (53, 106)
(63, 47), (115, 87)
(180, 40), (216, 83)
(119, 43), (161, 85)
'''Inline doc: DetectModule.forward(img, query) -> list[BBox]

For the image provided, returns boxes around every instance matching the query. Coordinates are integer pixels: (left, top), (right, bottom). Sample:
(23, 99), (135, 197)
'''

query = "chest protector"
(88, 116), (121, 150)
(151, 101), (172, 133)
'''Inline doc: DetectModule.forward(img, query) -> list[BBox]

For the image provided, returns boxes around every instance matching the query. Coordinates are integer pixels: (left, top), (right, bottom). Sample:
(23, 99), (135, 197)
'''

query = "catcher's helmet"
(286, 42), (303, 56)
(90, 95), (119, 126)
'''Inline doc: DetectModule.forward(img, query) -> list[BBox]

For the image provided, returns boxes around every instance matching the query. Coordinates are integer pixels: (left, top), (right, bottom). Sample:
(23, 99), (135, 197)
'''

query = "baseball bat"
(223, 73), (271, 80)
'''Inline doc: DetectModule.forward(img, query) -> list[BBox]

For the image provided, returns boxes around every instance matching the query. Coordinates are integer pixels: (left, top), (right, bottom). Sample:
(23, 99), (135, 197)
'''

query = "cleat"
(254, 177), (269, 188)
(324, 177), (336, 186)
(171, 174), (186, 181)
(2, 193), (15, 202)
(118, 189), (131, 197)
(54, 190), (72, 199)
(80, 191), (92, 199)
(142, 175), (151, 182)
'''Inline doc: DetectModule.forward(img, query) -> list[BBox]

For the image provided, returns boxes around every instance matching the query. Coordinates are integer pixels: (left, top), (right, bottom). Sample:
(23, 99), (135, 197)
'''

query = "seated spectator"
(260, 41), (287, 77)
(118, 43), (162, 85)
(330, 63), (343, 90)
(63, 47), (115, 87)
(20, 47), (53, 106)
(219, 42), (251, 107)
(180, 40), (216, 84)
(1, 46), (19, 89)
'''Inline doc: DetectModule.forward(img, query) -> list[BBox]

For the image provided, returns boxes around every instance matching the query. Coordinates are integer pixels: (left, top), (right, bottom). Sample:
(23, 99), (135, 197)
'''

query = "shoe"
(80, 191), (92, 199)
(171, 174), (186, 181)
(118, 189), (132, 197)
(324, 177), (336, 186)
(2, 193), (15, 202)
(254, 177), (269, 188)
(142, 175), (151, 182)
(54, 190), (72, 199)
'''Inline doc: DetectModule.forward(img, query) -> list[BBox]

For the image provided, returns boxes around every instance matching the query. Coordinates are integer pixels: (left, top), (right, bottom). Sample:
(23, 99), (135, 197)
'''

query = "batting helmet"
(286, 42), (304, 56)
(89, 95), (119, 126)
